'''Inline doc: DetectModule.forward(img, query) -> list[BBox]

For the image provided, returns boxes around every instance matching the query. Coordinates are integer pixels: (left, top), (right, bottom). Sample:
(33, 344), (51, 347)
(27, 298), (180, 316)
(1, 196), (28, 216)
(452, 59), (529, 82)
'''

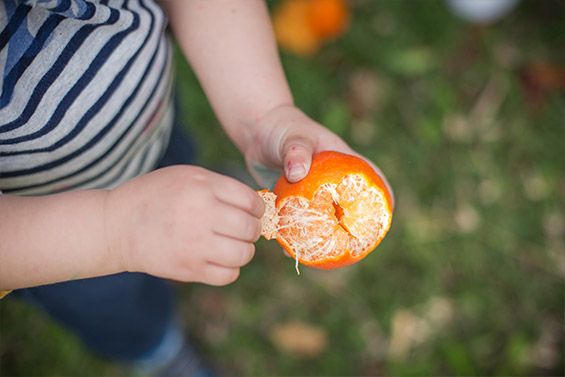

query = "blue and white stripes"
(0, 0), (173, 195)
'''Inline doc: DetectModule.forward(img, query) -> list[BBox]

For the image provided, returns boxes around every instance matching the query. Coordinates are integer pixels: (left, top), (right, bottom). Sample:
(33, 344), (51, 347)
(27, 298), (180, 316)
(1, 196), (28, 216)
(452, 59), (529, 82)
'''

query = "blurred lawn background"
(1, 0), (564, 376)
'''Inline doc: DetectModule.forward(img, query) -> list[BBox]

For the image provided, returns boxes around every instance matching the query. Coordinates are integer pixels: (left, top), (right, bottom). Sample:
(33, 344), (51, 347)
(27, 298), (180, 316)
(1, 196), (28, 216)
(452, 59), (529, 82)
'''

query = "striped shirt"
(0, 0), (174, 196)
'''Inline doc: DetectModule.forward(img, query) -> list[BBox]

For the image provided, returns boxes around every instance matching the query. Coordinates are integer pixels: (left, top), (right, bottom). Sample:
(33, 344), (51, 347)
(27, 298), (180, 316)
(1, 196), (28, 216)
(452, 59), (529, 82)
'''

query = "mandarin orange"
(259, 151), (393, 272)
(272, 0), (349, 56)
(307, 0), (349, 39)
(272, 0), (321, 56)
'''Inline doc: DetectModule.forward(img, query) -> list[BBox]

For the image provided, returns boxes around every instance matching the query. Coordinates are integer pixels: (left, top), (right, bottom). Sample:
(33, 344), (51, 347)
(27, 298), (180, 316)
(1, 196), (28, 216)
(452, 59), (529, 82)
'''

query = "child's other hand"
(105, 166), (264, 286)
(245, 105), (392, 197)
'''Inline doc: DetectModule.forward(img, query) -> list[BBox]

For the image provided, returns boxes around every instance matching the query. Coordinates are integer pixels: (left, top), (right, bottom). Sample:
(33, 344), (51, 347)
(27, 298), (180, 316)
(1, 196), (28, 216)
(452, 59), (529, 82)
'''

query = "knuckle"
(187, 168), (212, 188)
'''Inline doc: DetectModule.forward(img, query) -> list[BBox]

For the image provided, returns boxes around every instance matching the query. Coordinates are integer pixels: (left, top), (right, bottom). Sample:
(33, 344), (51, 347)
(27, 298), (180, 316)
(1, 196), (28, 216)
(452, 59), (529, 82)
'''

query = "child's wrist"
(102, 188), (129, 274)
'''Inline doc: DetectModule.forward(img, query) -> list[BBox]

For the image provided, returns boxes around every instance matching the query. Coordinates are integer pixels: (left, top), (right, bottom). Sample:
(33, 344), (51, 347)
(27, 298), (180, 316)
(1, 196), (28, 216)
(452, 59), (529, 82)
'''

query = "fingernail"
(287, 163), (306, 182)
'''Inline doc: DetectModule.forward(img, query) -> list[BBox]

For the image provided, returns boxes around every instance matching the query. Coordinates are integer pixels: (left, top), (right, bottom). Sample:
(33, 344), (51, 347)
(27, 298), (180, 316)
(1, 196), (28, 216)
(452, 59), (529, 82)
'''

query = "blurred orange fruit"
(259, 151), (393, 271)
(272, 0), (349, 56)
(308, 0), (349, 39)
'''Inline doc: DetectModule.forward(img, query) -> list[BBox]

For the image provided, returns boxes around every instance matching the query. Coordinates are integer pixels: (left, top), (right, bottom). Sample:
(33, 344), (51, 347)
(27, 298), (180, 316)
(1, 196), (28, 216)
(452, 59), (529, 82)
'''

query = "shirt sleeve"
(20, 0), (95, 19)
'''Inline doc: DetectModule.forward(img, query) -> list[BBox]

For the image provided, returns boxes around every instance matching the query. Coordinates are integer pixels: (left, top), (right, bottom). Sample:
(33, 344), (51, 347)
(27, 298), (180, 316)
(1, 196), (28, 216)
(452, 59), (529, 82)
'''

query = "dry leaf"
(454, 203), (481, 233)
(389, 297), (454, 360)
(424, 297), (454, 327)
(388, 310), (430, 360)
(270, 321), (328, 358)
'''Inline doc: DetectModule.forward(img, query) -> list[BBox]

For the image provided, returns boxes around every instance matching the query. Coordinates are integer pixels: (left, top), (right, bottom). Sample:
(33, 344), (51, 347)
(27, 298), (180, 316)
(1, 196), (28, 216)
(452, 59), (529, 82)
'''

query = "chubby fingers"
(212, 203), (262, 242)
(201, 264), (241, 286)
(208, 235), (256, 268)
(211, 174), (264, 217)
(201, 235), (256, 286)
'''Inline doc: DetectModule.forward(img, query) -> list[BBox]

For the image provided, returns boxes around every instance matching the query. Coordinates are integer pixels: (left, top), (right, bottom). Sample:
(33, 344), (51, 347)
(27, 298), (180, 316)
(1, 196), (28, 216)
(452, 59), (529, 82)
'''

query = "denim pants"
(14, 115), (197, 362)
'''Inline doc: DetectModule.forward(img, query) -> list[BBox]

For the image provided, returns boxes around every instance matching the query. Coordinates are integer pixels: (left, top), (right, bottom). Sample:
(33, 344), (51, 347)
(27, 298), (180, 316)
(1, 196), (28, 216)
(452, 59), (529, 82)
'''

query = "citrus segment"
(259, 151), (393, 270)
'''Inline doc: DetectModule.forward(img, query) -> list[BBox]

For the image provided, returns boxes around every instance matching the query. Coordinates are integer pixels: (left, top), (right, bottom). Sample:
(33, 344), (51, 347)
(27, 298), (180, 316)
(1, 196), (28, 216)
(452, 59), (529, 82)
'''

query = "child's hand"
(244, 105), (393, 198)
(105, 166), (264, 286)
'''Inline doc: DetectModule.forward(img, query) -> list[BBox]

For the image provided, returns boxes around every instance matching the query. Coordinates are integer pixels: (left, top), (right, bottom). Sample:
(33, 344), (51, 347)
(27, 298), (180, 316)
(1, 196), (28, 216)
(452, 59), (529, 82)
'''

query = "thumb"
(282, 136), (315, 183)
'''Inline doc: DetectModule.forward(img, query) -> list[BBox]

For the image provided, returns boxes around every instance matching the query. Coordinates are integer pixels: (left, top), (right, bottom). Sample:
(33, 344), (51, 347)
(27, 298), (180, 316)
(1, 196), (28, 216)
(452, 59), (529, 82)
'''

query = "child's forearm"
(0, 191), (121, 290)
(161, 0), (293, 152)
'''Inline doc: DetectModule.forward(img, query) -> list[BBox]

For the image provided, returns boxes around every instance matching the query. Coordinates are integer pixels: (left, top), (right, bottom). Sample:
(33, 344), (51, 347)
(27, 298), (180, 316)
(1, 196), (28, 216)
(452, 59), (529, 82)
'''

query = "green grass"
(2, 1), (564, 376)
